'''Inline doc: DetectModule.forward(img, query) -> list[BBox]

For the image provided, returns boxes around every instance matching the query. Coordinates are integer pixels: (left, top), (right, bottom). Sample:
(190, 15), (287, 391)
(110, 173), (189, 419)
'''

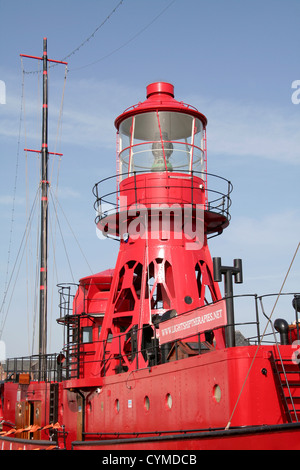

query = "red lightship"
(1, 40), (300, 450)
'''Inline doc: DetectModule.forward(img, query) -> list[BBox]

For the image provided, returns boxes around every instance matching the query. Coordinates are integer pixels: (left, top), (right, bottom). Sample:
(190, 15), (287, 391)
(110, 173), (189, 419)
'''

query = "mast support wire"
(21, 1), (124, 75)
(1, 61), (25, 329)
(0, 189), (40, 339)
(225, 241), (300, 430)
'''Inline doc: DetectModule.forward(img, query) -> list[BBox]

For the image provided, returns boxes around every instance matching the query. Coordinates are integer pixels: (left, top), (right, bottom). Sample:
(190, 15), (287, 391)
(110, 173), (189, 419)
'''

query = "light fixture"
(151, 132), (173, 171)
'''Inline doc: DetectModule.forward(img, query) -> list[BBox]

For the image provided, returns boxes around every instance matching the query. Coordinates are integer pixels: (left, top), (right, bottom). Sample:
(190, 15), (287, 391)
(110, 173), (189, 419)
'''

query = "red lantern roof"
(114, 82), (207, 130)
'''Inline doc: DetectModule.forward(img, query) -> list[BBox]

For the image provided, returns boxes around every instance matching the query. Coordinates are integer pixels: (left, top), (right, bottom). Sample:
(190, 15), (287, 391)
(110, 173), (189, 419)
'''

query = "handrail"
(4, 353), (60, 383)
(4, 292), (300, 382)
(93, 170), (233, 231)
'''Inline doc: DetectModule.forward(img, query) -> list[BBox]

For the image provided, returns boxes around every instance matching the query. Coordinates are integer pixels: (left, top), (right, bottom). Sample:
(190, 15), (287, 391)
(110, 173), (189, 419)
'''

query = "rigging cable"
(51, 192), (93, 274)
(28, 60), (43, 355)
(225, 240), (300, 430)
(48, 64), (68, 352)
(22, 0), (177, 75)
(1, 61), (24, 330)
(61, 0), (125, 63)
(0, 189), (40, 339)
(49, 64), (68, 196)
(49, 191), (75, 284)
(23, 58), (38, 354)
(69, 0), (177, 72)
(31, 192), (41, 355)
(22, 1), (125, 75)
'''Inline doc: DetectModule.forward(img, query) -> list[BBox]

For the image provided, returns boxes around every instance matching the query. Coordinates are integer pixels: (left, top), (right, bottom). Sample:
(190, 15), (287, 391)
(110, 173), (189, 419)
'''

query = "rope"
(225, 241), (300, 430)
(49, 192), (75, 284)
(31, 197), (40, 355)
(70, 0), (177, 72)
(61, 0), (125, 63)
(51, 193), (93, 274)
(48, 199), (59, 352)
(24, 58), (32, 355)
(47, 64), (68, 351)
(1, 61), (24, 329)
(22, 1), (125, 75)
(22, 0), (177, 74)
(0, 189), (40, 339)
(2, 41), (70, 351)
(49, 64), (68, 185)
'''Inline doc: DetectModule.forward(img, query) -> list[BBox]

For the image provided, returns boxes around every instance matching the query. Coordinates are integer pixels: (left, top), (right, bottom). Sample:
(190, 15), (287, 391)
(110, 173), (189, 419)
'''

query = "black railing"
(92, 170), (233, 239)
(57, 283), (78, 318)
(4, 353), (61, 383)
(3, 292), (300, 383)
(57, 282), (109, 319)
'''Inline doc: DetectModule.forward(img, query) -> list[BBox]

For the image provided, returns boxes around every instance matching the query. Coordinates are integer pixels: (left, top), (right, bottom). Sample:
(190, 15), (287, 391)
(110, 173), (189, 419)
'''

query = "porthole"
(184, 295), (193, 305)
(213, 384), (222, 403)
(144, 396), (150, 411)
(166, 393), (172, 409)
(114, 399), (120, 413)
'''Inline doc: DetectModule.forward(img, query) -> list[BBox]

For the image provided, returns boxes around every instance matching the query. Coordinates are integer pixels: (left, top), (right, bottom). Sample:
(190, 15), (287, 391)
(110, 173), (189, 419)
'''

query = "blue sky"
(0, 0), (300, 356)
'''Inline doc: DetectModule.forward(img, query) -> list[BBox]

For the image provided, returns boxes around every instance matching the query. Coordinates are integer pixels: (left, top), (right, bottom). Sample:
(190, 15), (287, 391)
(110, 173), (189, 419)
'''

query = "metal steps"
(272, 356), (300, 423)
(65, 315), (80, 379)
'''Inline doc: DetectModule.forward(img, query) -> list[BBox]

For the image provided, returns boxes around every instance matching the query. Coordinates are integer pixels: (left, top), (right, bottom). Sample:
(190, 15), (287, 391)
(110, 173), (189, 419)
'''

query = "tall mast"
(39, 37), (49, 358)
(21, 39), (67, 365)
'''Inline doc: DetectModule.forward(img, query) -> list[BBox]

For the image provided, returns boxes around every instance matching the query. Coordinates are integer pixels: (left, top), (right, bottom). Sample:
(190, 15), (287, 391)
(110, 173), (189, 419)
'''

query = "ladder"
(271, 353), (300, 423)
(65, 315), (80, 379)
(49, 383), (59, 424)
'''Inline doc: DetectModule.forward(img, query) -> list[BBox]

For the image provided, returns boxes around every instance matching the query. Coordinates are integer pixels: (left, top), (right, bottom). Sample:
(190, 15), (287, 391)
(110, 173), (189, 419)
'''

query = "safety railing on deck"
(3, 293), (300, 383)
(93, 170), (233, 239)
(4, 353), (61, 383)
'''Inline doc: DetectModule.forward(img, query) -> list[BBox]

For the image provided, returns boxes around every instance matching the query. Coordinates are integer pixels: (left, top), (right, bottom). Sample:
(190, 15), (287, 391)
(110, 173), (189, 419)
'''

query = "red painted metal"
(71, 424), (300, 450)
(0, 438), (57, 451)
(158, 299), (227, 343)
(94, 82), (226, 379)
(25, 148), (63, 156)
(115, 82), (207, 129)
(1, 80), (300, 451)
(20, 53), (68, 65)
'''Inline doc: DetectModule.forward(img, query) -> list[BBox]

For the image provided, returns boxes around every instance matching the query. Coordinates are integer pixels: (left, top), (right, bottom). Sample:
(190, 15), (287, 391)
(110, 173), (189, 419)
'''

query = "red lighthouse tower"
(93, 82), (232, 376)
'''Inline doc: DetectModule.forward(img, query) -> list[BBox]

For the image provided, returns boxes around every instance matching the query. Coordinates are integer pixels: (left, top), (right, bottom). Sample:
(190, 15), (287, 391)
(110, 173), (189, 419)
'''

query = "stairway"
(65, 315), (80, 379)
(272, 354), (300, 423)
(49, 383), (59, 424)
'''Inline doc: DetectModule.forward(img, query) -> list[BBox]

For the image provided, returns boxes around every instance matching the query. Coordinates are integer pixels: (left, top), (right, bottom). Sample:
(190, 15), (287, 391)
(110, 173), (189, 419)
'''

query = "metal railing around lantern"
(93, 170), (233, 240)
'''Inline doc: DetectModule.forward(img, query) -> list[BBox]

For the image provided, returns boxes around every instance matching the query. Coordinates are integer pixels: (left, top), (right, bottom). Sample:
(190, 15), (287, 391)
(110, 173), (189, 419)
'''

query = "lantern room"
(115, 82), (208, 180)
(94, 82), (232, 240)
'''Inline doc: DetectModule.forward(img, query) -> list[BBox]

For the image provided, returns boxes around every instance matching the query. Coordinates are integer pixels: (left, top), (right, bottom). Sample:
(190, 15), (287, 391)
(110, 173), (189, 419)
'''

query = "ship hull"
(0, 435), (57, 450)
(1, 345), (300, 450)
(71, 423), (300, 450)
(1, 422), (300, 450)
